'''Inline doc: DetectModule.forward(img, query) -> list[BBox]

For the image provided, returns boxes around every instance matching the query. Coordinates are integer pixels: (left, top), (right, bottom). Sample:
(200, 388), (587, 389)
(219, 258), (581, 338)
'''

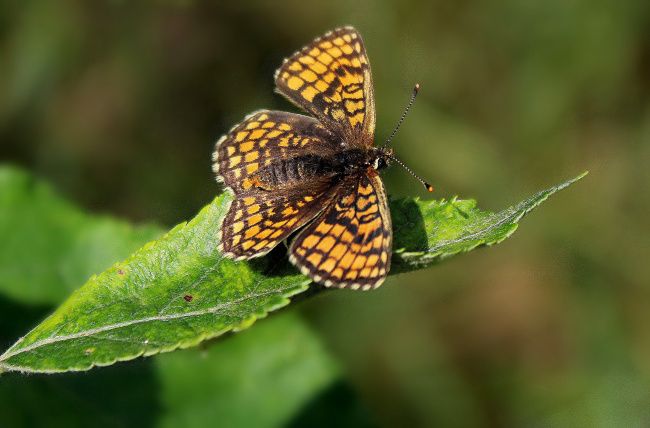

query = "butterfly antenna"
(382, 84), (433, 192)
(387, 153), (434, 192)
(382, 84), (420, 149)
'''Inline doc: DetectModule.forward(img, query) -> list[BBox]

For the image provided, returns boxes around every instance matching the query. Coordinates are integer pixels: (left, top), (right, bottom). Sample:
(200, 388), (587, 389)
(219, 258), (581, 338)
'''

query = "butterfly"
(213, 27), (431, 290)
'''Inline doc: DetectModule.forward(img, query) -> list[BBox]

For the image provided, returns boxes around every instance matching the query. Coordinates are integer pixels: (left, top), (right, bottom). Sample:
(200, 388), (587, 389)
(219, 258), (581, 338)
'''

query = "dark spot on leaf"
(85, 348), (94, 355)
(118, 269), (125, 275)
(183, 295), (193, 302)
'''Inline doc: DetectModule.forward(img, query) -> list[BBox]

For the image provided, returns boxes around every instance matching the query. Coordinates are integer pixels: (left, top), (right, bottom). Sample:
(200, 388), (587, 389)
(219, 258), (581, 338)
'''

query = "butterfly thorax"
(252, 147), (391, 192)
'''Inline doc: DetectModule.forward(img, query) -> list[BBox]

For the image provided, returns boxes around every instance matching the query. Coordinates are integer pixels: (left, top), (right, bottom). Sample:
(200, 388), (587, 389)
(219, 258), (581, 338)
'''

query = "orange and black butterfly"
(213, 27), (431, 290)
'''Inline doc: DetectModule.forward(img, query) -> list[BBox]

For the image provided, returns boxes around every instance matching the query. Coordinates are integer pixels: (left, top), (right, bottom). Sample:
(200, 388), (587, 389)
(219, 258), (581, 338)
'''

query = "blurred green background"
(1, 0), (649, 426)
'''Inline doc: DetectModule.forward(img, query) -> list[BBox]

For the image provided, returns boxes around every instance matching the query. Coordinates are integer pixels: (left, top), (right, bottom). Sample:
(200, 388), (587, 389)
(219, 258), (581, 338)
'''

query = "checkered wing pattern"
(289, 168), (391, 290)
(213, 110), (340, 195)
(218, 179), (338, 259)
(214, 110), (341, 259)
(275, 26), (375, 149)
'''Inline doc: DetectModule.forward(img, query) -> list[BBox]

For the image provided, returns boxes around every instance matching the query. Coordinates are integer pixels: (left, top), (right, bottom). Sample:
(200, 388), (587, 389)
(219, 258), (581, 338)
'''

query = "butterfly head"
(371, 147), (394, 171)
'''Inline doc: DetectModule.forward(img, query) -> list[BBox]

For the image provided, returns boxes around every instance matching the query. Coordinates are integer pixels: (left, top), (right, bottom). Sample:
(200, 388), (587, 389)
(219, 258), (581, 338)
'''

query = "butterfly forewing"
(289, 169), (391, 290)
(275, 27), (376, 149)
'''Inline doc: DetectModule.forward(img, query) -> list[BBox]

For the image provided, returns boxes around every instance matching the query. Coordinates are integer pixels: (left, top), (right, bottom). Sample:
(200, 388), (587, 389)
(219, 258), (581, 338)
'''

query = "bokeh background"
(2, 0), (649, 426)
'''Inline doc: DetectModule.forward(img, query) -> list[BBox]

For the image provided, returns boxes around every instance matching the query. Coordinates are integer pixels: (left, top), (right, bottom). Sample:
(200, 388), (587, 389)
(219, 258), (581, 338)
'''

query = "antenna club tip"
(425, 183), (434, 192)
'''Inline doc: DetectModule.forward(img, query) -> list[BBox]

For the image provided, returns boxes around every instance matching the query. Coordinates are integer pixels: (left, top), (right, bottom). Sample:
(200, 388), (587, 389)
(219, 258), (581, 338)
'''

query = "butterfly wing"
(274, 27), (376, 149)
(214, 110), (342, 259)
(214, 110), (341, 195)
(289, 168), (391, 290)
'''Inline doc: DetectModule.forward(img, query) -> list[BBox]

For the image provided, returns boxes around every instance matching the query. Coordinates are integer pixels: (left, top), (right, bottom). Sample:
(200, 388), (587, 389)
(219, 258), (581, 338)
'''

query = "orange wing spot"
(316, 236), (336, 253)
(359, 267), (372, 278)
(245, 121), (260, 130)
(300, 69), (318, 82)
(243, 197), (256, 206)
(232, 221), (245, 234)
(314, 221), (335, 236)
(319, 40), (333, 49)
(235, 131), (248, 142)
(323, 71), (336, 83)
(306, 251), (323, 267)
(343, 34), (352, 43)
(228, 156), (242, 168)
(339, 253), (356, 269)
(246, 163), (259, 174)
(358, 183), (374, 195)
(256, 228), (274, 240)
(258, 139), (268, 147)
(244, 225), (261, 239)
(301, 86), (318, 102)
(304, 195), (314, 202)
(258, 113), (269, 120)
(295, 247), (307, 256)
(330, 243), (348, 261)
(341, 230), (355, 245)
(288, 61), (302, 71)
(282, 206), (297, 216)
(244, 151), (259, 162)
(239, 141), (255, 152)
(371, 267), (380, 277)
(317, 52), (334, 65)
(345, 89), (364, 99)
(266, 130), (282, 138)
(380, 252), (388, 263)
(231, 234), (241, 247)
(253, 240), (270, 251)
(286, 217), (298, 228)
(270, 229), (284, 239)
(308, 47), (321, 56)
(332, 37), (345, 46)
(338, 73), (360, 88)
(298, 55), (315, 65)
(320, 257), (337, 272)
(242, 240), (256, 250)
(340, 44), (354, 55)
(248, 213), (263, 226)
(311, 61), (327, 74)
(287, 76), (304, 91)
(337, 57), (352, 67)
(367, 254), (380, 266)
(344, 270), (358, 280)
(262, 121), (276, 128)
(351, 255), (368, 270)
(233, 209), (243, 221)
(302, 234), (320, 249)
(327, 46), (343, 58)
(315, 80), (329, 92)
(351, 57), (362, 68)
(278, 138), (290, 147)
(249, 129), (266, 140)
(330, 223), (345, 237)
(332, 267), (344, 279)
(344, 99), (364, 112)
(278, 123), (291, 131)
(349, 113), (364, 129)
(226, 146), (236, 156)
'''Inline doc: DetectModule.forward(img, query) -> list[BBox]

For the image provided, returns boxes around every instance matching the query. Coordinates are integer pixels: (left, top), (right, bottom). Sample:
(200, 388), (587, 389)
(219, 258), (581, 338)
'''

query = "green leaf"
(0, 165), (162, 305)
(0, 168), (587, 374)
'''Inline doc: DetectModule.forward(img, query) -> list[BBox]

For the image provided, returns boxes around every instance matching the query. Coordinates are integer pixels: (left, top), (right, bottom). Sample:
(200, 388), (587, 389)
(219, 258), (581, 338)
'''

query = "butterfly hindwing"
(213, 110), (341, 195)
